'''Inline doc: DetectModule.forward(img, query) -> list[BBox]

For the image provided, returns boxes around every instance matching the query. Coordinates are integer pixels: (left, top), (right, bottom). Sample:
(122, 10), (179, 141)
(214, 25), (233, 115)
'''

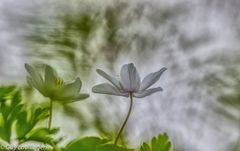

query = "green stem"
(48, 99), (53, 130)
(114, 92), (133, 145)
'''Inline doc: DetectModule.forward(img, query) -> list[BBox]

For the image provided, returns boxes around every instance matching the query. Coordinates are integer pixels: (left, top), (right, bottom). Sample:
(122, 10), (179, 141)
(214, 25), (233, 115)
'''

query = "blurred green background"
(0, 0), (240, 151)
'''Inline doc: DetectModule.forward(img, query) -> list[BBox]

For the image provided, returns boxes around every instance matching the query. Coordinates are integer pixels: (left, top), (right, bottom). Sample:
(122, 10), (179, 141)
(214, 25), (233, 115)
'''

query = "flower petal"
(133, 87), (163, 98)
(75, 93), (89, 100)
(96, 69), (121, 89)
(60, 93), (89, 103)
(58, 78), (82, 99)
(26, 76), (34, 86)
(44, 64), (57, 88)
(92, 83), (128, 97)
(120, 63), (141, 92)
(140, 67), (167, 91)
(25, 64), (44, 92)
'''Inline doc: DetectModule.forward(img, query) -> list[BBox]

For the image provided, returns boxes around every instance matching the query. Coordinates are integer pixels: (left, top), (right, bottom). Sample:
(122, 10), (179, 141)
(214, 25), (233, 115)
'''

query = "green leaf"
(24, 128), (59, 145)
(97, 144), (134, 151)
(64, 137), (108, 151)
(141, 143), (151, 151)
(16, 107), (49, 140)
(0, 86), (15, 102)
(140, 133), (172, 151)
(0, 86), (57, 149)
(16, 111), (28, 139)
(0, 89), (22, 142)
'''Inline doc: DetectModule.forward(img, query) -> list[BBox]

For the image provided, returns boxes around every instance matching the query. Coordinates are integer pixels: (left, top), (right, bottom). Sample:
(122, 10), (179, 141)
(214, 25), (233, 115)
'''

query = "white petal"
(92, 83), (128, 97)
(140, 67), (167, 91)
(60, 93), (89, 103)
(57, 78), (81, 98)
(120, 63), (141, 92)
(44, 64), (57, 87)
(25, 64), (44, 92)
(96, 69), (121, 89)
(133, 87), (163, 98)
(27, 76), (45, 94)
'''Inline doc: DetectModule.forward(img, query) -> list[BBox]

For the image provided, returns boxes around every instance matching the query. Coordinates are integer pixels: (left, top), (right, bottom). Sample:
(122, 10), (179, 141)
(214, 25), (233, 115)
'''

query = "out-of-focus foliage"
(97, 144), (133, 151)
(63, 137), (108, 151)
(140, 133), (172, 151)
(0, 86), (58, 150)
(24, 2), (130, 72)
(22, 1), (177, 73)
(204, 55), (240, 150)
(229, 142), (240, 151)
(0, 86), (17, 142)
(63, 136), (133, 151)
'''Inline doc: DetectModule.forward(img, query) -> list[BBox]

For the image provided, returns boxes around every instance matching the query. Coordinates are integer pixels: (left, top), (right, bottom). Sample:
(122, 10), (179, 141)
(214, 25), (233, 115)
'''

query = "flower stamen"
(56, 78), (64, 86)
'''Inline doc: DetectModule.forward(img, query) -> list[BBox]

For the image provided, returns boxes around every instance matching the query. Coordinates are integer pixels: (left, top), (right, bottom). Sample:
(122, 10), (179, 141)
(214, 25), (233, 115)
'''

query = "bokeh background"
(0, 0), (240, 151)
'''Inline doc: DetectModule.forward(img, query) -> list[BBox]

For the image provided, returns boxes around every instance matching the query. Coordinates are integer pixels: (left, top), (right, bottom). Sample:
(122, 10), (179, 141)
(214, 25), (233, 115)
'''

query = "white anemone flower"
(92, 63), (167, 145)
(92, 63), (167, 98)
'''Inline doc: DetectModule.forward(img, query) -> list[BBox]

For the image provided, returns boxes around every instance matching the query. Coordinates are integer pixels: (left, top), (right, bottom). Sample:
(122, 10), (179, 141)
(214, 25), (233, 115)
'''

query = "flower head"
(25, 64), (89, 102)
(92, 63), (167, 98)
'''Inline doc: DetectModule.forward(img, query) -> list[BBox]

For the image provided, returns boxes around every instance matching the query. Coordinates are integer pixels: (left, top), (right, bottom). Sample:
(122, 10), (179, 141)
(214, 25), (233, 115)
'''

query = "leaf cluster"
(0, 86), (58, 150)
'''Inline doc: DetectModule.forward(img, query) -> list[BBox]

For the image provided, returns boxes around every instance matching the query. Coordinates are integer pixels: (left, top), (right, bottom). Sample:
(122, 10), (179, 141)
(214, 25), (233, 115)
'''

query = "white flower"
(25, 64), (89, 103)
(92, 63), (167, 98)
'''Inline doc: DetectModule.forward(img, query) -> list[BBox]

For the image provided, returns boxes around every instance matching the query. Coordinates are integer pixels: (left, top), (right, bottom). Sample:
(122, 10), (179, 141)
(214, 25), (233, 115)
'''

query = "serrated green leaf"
(24, 128), (59, 145)
(140, 143), (151, 151)
(97, 144), (134, 151)
(16, 107), (49, 140)
(0, 86), (57, 149)
(16, 110), (29, 139)
(140, 133), (172, 151)
(64, 137), (108, 151)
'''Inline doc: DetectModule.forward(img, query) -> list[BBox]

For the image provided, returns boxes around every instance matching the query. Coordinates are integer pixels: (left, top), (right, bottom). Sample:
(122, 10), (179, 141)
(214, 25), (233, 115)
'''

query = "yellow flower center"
(56, 78), (64, 86)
